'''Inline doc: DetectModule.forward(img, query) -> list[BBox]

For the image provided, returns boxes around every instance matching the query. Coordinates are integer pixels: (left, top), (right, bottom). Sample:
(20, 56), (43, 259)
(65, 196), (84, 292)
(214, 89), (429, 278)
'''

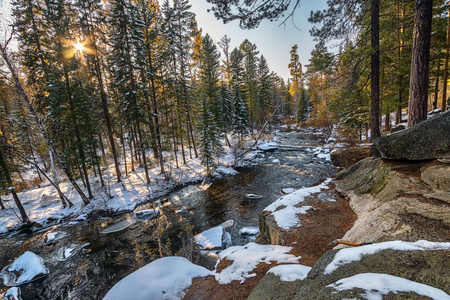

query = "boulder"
(330, 146), (371, 169)
(334, 158), (450, 243)
(371, 110), (450, 160)
(293, 245), (450, 299)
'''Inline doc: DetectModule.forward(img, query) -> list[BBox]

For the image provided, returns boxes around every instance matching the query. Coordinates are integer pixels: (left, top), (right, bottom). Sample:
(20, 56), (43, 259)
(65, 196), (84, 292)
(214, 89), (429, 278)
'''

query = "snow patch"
(214, 243), (300, 284)
(239, 227), (259, 236)
(267, 264), (311, 282)
(324, 240), (450, 274)
(1, 251), (49, 286)
(264, 179), (332, 230)
(3, 287), (21, 300)
(194, 225), (224, 250)
(103, 257), (212, 300)
(328, 273), (450, 300)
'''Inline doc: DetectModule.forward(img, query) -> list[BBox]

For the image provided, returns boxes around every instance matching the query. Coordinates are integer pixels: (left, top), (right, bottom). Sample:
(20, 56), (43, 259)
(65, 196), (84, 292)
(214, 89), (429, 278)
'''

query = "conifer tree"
(230, 48), (248, 137)
(197, 34), (223, 176)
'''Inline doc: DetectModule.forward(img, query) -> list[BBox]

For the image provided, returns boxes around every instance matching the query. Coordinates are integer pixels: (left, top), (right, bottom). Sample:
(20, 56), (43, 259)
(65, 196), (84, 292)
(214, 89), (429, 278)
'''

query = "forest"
(0, 0), (449, 224)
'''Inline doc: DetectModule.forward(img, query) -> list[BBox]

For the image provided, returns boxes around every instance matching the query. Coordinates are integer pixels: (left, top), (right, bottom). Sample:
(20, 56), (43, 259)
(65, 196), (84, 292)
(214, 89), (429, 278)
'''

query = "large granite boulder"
(293, 244), (450, 299)
(330, 145), (371, 169)
(371, 110), (450, 160)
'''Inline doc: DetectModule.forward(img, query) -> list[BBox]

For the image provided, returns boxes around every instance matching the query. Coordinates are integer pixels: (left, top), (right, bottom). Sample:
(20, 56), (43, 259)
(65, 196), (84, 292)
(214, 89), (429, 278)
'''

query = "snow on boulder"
(267, 264), (311, 282)
(1, 251), (49, 286)
(3, 287), (22, 300)
(103, 257), (212, 300)
(258, 142), (279, 151)
(327, 273), (450, 300)
(239, 227), (259, 236)
(264, 179), (332, 230)
(324, 240), (450, 275)
(214, 243), (300, 284)
(45, 231), (68, 245)
(194, 225), (224, 250)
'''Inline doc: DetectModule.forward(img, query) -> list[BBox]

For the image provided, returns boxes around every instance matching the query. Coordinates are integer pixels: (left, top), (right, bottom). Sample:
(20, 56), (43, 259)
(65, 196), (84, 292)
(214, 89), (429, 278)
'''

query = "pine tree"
(197, 34), (223, 176)
(230, 48), (248, 137)
(240, 39), (259, 133)
(257, 55), (273, 123)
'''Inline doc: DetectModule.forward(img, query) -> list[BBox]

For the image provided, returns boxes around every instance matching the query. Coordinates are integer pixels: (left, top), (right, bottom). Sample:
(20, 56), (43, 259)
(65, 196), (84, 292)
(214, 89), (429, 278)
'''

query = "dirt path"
(184, 183), (356, 300)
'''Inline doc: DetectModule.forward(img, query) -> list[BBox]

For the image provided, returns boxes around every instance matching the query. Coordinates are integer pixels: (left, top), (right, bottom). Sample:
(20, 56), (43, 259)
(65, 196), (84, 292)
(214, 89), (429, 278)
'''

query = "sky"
(189, 0), (329, 80)
(0, 0), (329, 80)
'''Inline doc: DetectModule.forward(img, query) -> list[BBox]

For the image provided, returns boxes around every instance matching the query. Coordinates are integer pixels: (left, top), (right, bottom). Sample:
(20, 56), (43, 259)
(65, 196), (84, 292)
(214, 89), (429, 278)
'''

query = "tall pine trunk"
(370, 0), (381, 141)
(408, 0), (433, 127)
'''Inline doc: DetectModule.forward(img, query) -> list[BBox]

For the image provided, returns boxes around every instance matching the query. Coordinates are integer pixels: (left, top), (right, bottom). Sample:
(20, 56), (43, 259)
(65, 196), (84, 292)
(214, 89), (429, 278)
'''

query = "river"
(0, 129), (336, 299)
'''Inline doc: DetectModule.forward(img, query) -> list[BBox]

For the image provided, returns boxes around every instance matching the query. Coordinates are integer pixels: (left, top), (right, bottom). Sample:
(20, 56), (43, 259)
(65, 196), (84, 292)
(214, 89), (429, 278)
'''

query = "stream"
(0, 129), (336, 299)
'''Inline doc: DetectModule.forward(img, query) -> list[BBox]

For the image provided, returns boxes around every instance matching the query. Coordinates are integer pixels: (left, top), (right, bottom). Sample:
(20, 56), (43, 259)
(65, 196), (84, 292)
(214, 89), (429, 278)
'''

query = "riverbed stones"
(371, 110), (450, 160)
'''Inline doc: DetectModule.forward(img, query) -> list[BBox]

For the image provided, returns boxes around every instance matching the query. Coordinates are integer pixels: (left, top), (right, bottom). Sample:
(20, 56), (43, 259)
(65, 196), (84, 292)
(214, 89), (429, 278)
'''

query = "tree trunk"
(0, 43), (90, 205)
(442, 0), (450, 111)
(433, 64), (440, 110)
(408, 0), (433, 127)
(49, 150), (71, 208)
(370, 0), (381, 141)
(0, 147), (29, 223)
(63, 66), (93, 199)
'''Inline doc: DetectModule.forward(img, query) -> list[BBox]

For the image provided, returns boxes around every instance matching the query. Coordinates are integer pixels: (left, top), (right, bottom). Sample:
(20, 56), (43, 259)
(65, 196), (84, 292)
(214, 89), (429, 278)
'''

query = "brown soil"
(184, 183), (357, 300)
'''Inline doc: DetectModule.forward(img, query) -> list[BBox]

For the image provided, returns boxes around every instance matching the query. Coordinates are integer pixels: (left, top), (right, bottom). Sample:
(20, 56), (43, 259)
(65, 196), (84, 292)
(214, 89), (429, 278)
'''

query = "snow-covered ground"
(0, 146), (250, 234)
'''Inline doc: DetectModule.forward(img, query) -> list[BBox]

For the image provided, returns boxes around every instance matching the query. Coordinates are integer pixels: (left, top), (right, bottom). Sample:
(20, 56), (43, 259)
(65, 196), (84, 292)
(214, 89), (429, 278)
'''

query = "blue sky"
(0, 0), (329, 80)
(190, 0), (329, 80)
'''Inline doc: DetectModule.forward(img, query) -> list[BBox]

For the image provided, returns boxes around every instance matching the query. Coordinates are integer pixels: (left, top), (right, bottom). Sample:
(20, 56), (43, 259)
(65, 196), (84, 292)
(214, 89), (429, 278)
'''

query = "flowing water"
(0, 130), (336, 299)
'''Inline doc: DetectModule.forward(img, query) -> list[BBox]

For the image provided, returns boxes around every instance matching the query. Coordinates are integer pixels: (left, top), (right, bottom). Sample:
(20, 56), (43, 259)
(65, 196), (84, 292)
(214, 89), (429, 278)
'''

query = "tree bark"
(442, 0), (450, 111)
(370, 0), (381, 141)
(408, 0), (433, 127)
(0, 43), (90, 205)
(0, 147), (29, 223)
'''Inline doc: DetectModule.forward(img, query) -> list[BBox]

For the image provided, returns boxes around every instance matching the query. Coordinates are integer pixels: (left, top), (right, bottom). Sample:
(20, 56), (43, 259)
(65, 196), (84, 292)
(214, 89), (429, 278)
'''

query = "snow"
(3, 287), (21, 300)
(214, 243), (300, 284)
(100, 215), (137, 234)
(264, 179), (332, 230)
(281, 188), (295, 194)
(1, 251), (49, 286)
(258, 142), (279, 151)
(59, 243), (89, 261)
(135, 209), (160, 220)
(239, 227), (259, 236)
(271, 159), (280, 163)
(267, 264), (311, 282)
(327, 273), (450, 300)
(194, 225), (224, 250)
(0, 145), (243, 234)
(103, 257), (212, 300)
(45, 231), (68, 244)
(324, 240), (450, 274)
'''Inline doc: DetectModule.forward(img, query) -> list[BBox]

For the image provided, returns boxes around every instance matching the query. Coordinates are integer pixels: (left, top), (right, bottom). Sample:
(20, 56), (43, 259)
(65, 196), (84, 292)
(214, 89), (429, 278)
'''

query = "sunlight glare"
(73, 41), (85, 53)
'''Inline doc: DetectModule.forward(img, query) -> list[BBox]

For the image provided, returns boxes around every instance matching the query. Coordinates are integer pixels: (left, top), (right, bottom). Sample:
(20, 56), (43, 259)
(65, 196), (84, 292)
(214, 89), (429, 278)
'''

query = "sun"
(73, 41), (85, 53)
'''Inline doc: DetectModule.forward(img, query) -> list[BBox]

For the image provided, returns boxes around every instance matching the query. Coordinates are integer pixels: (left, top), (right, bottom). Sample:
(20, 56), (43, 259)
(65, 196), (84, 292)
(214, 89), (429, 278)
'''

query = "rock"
(390, 123), (407, 133)
(371, 110), (450, 160)
(3, 287), (22, 300)
(294, 244), (450, 299)
(334, 158), (450, 243)
(330, 146), (371, 169)
(0, 251), (49, 286)
(247, 272), (302, 300)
